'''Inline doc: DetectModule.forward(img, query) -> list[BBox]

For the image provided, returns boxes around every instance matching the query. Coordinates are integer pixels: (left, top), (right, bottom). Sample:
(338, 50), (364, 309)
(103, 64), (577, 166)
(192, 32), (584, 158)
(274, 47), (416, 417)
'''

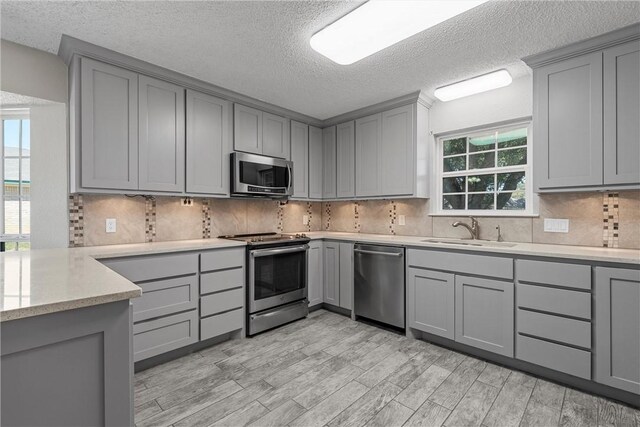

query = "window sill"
(429, 212), (540, 218)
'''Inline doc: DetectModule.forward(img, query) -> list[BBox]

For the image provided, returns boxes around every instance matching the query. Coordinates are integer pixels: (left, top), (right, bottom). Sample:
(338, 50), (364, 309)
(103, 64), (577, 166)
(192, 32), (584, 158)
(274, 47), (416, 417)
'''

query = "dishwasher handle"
(354, 249), (403, 257)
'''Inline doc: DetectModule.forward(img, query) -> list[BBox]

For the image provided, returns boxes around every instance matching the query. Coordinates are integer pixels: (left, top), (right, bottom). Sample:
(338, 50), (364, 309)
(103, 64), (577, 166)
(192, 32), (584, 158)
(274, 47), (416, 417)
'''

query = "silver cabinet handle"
(287, 163), (293, 194)
(251, 244), (309, 258)
(354, 249), (403, 257)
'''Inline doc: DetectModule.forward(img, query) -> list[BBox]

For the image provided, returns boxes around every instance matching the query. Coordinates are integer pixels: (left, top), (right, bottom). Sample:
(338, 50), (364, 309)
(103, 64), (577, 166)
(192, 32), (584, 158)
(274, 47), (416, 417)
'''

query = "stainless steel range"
(220, 233), (310, 336)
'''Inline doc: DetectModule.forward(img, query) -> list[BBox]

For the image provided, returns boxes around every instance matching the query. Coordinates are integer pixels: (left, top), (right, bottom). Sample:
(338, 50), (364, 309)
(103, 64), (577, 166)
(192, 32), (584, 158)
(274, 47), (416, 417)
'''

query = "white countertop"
(1, 233), (637, 322)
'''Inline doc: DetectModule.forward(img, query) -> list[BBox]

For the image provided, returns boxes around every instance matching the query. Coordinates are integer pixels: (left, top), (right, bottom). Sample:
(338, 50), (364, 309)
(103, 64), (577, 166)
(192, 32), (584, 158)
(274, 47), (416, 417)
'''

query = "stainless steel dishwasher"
(354, 244), (405, 329)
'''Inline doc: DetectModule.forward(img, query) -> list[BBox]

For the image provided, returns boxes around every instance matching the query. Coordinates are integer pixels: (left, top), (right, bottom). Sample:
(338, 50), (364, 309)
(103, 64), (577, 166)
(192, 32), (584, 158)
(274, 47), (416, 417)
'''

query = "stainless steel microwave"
(231, 152), (293, 197)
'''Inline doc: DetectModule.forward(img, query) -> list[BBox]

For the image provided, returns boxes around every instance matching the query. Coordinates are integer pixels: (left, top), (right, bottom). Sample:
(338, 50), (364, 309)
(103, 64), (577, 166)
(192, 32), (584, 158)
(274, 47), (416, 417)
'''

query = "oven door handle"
(250, 244), (309, 258)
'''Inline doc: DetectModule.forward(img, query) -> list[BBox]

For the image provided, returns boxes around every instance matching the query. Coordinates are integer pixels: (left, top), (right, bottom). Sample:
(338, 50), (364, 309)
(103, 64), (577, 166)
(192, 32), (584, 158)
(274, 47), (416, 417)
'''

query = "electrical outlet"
(106, 218), (117, 233)
(181, 197), (193, 207)
(398, 215), (406, 226)
(302, 215), (309, 225)
(544, 218), (569, 233)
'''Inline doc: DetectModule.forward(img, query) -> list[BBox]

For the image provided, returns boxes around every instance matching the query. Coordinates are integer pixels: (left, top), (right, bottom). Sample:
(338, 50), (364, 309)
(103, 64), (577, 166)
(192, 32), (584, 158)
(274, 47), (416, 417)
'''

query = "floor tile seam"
(478, 379), (526, 427)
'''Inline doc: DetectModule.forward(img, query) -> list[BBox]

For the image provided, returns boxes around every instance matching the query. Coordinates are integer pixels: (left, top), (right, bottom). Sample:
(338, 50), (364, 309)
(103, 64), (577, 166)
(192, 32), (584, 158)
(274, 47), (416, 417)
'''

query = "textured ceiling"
(1, 1), (638, 119)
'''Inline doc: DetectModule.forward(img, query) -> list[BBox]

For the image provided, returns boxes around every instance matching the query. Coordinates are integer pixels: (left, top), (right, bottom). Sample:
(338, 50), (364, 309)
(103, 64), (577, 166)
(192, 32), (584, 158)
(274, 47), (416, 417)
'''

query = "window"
(1, 111), (30, 251)
(436, 122), (533, 215)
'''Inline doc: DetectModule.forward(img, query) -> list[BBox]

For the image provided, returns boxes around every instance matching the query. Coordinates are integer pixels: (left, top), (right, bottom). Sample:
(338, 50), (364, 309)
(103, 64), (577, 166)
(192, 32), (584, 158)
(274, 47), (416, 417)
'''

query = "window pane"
(443, 176), (465, 193)
(497, 190), (526, 210)
(469, 151), (495, 169)
(4, 241), (30, 252)
(21, 200), (30, 234)
(21, 158), (30, 190)
(3, 120), (20, 149)
(469, 134), (495, 152)
(497, 172), (525, 192)
(443, 155), (466, 172)
(468, 193), (494, 210)
(498, 147), (527, 166)
(443, 137), (466, 156)
(4, 183), (19, 197)
(4, 200), (19, 234)
(21, 120), (30, 150)
(443, 195), (465, 210)
(497, 128), (527, 149)
(4, 158), (19, 182)
(468, 174), (495, 192)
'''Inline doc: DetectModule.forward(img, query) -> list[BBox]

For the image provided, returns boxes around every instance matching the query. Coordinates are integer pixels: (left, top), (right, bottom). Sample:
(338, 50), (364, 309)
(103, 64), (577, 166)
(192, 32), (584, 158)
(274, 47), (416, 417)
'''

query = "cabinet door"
(595, 267), (640, 394)
(381, 105), (414, 196)
(263, 112), (290, 159)
(80, 58), (138, 190)
(290, 121), (309, 198)
(323, 242), (340, 306)
(355, 113), (382, 197)
(185, 90), (232, 195)
(407, 268), (454, 340)
(455, 275), (514, 356)
(336, 121), (355, 198)
(138, 76), (185, 192)
(604, 40), (640, 186)
(534, 52), (603, 189)
(308, 126), (324, 199)
(234, 104), (262, 154)
(322, 126), (337, 199)
(339, 242), (353, 310)
(308, 241), (324, 307)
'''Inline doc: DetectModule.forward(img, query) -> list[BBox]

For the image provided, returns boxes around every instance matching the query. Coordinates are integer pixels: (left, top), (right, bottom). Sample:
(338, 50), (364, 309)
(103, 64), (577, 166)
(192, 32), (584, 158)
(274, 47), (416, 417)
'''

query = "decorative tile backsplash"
(68, 194), (84, 247)
(144, 197), (156, 243)
(603, 193), (619, 248)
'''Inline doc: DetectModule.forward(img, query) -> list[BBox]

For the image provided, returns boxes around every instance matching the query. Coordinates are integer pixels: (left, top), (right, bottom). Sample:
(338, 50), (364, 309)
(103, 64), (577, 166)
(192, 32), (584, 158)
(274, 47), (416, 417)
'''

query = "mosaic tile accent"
(324, 202), (331, 231)
(354, 201), (361, 233)
(389, 200), (397, 235)
(201, 199), (212, 239)
(277, 200), (286, 232)
(603, 192), (619, 248)
(306, 202), (313, 233)
(145, 197), (157, 243)
(68, 194), (84, 247)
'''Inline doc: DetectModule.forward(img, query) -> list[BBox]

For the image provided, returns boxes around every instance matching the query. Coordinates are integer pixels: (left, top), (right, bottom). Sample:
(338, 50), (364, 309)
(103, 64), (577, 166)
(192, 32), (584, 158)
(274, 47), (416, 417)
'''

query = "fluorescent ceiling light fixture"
(310, 0), (488, 65)
(433, 69), (513, 101)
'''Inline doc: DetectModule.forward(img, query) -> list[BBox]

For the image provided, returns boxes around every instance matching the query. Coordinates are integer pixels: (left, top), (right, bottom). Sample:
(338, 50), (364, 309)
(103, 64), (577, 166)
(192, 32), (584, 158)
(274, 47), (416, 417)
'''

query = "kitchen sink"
(420, 238), (517, 248)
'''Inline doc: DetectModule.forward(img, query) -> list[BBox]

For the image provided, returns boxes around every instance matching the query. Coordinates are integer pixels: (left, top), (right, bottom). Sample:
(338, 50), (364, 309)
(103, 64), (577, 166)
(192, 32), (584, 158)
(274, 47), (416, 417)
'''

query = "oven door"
(249, 244), (308, 313)
(232, 152), (292, 196)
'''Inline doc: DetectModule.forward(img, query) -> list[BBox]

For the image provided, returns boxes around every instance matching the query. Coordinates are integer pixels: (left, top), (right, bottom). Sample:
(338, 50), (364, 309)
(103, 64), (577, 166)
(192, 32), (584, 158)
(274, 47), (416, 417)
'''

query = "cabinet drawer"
(408, 249), (513, 280)
(201, 288), (243, 318)
(516, 333), (591, 379)
(103, 252), (198, 283)
(200, 248), (244, 273)
(201, 309), (243, 341)
(517, 283), (591, 319)
(133, 310), (198, 362)
(517, 309), (591, 349)
(517, 259), (591, 290)
(134, 275), (198, 322)
(200, 268), (244, 295)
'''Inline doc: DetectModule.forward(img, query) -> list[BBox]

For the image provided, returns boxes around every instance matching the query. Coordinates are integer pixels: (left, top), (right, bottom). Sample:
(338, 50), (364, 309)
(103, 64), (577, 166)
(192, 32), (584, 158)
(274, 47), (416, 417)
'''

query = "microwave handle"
(287, 163), (292, 194)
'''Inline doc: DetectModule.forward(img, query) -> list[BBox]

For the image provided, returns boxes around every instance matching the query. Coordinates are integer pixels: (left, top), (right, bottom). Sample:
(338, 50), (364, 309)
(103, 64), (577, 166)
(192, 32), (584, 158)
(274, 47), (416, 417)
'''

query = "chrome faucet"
(452, 217), (479, 240)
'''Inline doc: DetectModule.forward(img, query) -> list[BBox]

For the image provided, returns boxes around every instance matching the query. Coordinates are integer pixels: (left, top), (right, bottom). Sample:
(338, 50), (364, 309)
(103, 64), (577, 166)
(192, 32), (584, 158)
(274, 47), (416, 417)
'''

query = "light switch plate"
(544, 218), (569, 233)
(106, 218), (117, 233)
(398, 215), (406, 226)
(303, 215), (309, 225)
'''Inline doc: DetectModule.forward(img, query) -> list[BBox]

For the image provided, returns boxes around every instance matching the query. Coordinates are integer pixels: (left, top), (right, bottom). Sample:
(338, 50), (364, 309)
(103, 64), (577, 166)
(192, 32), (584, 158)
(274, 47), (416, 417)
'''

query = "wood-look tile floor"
(135, 310), (639, 427)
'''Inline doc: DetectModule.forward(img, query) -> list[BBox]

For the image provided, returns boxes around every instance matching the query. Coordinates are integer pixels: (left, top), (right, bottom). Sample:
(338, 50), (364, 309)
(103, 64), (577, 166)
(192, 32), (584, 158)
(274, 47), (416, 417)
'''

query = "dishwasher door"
(354, 244), (405, 329)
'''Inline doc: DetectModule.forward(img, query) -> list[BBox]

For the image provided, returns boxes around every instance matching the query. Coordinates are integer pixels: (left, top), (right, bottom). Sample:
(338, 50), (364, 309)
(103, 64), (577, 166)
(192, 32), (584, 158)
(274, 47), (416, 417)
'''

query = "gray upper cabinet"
(263, 112), (290, 159)
(323, 241), (340, 306)
(336, 121), (355, 198)
(308, 126), (324, 199)
(322, 126), (337, 199)
(455, 275), (514, 357)
(533, 52), (603, 190)
(138, 75), (185, 192)
(234, 104), (263, 155)
(604, 40), (640, 186)
(355, 113), (382, 197)
(407, 267), (455, 340)
(380, 105), (414, 196)
(80, 58), (139, 190)
(595, 267), (640, 394)
(186, 90), (232, 196)
(308, 240), (324, 307)
(290, 120), (309, 198)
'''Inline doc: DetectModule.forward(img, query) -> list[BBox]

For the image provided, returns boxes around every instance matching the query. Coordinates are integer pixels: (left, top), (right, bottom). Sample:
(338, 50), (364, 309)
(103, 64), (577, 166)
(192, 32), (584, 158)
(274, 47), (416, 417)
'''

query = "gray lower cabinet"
(308, 240), (324, 307)
(455, 275), (514, 357)
(308, 125), (324, 199)
(290, 120), (309, 198)
(138, 75), (186, 192)
(595, 267), (640, 394)
(323, 241), (340, 306)
(234, 103), (263, 154)
(407, 267), (454, 340)
(323, 126), (337, 199)
(80, 57), (139, 190)
(336, 121), (355, 198)
(355, 113), (382, 197)
(604, 40), (640, 186)
(263, 112), (290, 159)
(133, 310), (199, 362)
(185, 90), (232, 195)
(338, 242), (354, 310)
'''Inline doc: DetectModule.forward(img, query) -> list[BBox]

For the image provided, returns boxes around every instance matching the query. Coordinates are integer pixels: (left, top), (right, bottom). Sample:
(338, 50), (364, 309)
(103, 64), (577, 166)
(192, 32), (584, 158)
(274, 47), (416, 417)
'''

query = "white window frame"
(433, 120), (536, 217)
